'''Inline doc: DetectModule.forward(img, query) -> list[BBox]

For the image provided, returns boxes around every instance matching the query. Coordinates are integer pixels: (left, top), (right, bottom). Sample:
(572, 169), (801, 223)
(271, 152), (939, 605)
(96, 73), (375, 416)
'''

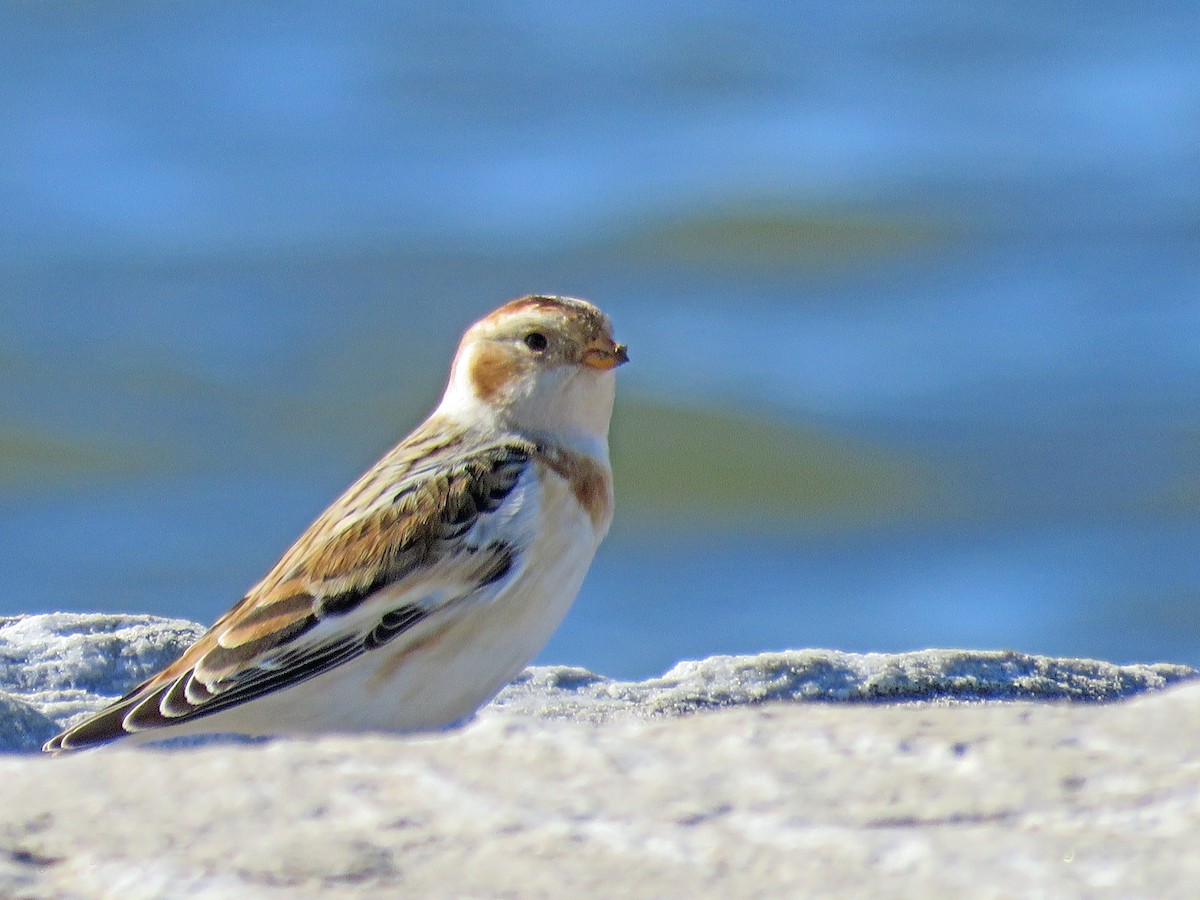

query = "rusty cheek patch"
(469, 343), (521, 403)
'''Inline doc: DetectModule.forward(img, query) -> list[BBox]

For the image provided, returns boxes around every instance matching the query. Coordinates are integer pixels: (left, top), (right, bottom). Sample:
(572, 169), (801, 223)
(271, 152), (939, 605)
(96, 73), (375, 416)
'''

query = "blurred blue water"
(1, 3), (1198, 677)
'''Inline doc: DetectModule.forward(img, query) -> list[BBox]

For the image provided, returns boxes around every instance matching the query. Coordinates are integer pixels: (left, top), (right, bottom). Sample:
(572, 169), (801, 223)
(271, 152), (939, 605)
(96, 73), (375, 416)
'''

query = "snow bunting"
(45, 295), (626, 752)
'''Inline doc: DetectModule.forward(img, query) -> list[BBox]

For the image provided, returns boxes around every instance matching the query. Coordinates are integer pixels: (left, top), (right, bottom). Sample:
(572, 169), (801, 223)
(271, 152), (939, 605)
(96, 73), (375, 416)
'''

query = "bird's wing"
(45, 432), (538, 751)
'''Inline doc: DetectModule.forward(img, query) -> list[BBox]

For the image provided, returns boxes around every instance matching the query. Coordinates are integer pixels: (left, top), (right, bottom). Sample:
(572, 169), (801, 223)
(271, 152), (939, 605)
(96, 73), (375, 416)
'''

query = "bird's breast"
(353, 452), (610, 730)
(532, 444), (614, 535)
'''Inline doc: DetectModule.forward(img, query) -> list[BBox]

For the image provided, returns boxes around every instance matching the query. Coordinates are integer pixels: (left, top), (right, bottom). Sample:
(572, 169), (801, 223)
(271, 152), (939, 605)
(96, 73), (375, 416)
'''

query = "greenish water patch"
(1147, 473), (1200, 516)
(599, 204), (946, 272)
(1139, 425), (1200, 515)
(611, 398), (934, 528)
(0, 426), (151, 491)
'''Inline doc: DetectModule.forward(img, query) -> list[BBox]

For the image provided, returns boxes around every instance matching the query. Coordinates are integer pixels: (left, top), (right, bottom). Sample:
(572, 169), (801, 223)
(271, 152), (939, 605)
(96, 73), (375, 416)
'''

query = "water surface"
(2, 3), (1198, 678)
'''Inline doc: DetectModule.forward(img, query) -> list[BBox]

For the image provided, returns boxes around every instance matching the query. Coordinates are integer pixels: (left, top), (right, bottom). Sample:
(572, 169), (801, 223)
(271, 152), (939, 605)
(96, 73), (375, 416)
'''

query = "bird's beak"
(582, 339), (630, 370)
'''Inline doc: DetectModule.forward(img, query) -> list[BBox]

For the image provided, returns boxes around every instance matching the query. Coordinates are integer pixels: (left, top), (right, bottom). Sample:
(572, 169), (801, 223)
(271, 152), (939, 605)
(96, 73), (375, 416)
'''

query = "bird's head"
(438, 295), (628, 455)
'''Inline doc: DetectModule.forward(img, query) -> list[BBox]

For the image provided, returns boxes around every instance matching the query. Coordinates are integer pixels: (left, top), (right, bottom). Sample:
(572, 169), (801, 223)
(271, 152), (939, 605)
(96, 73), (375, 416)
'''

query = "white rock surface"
(0, 613), (204, 746)
(2, 612), (1193, 750)
(0, 612), (1197, 897)
(490, 645), (1194, 723)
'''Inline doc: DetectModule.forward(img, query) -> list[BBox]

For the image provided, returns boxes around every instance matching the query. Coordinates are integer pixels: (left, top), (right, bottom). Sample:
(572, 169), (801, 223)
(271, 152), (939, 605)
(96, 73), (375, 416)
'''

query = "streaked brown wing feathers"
(187, 436), (531, 680)
(45, 432), (534, 751)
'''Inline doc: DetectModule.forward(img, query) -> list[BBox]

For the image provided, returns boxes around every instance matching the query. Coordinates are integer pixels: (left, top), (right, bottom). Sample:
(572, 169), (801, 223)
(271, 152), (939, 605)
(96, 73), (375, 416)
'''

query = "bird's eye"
(523, 332), (548, 352)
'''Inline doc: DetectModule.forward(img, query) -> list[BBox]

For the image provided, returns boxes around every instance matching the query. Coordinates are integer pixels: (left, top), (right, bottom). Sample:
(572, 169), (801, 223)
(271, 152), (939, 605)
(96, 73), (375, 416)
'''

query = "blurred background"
(1, 3), (1198, 678)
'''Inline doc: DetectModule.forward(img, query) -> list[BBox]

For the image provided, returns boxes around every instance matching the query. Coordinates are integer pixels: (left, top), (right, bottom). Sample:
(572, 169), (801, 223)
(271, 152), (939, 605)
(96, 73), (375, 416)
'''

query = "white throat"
(435, 343), (615, 462)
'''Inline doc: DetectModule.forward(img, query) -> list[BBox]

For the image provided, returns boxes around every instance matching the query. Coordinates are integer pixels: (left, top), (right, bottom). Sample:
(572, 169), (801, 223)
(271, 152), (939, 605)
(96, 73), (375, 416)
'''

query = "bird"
(45, 295), (627, 752)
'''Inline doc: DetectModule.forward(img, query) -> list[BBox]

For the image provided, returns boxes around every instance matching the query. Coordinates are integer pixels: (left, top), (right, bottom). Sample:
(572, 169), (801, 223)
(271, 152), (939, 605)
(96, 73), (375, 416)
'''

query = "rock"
(2, 613), (1193, 747)
(489, 648), (1196, 723)
(0, 613), (205, 734)
(0, 612), (1197, 896)
(0, 691), (58, 754)
(0, 686), (1198, 897)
